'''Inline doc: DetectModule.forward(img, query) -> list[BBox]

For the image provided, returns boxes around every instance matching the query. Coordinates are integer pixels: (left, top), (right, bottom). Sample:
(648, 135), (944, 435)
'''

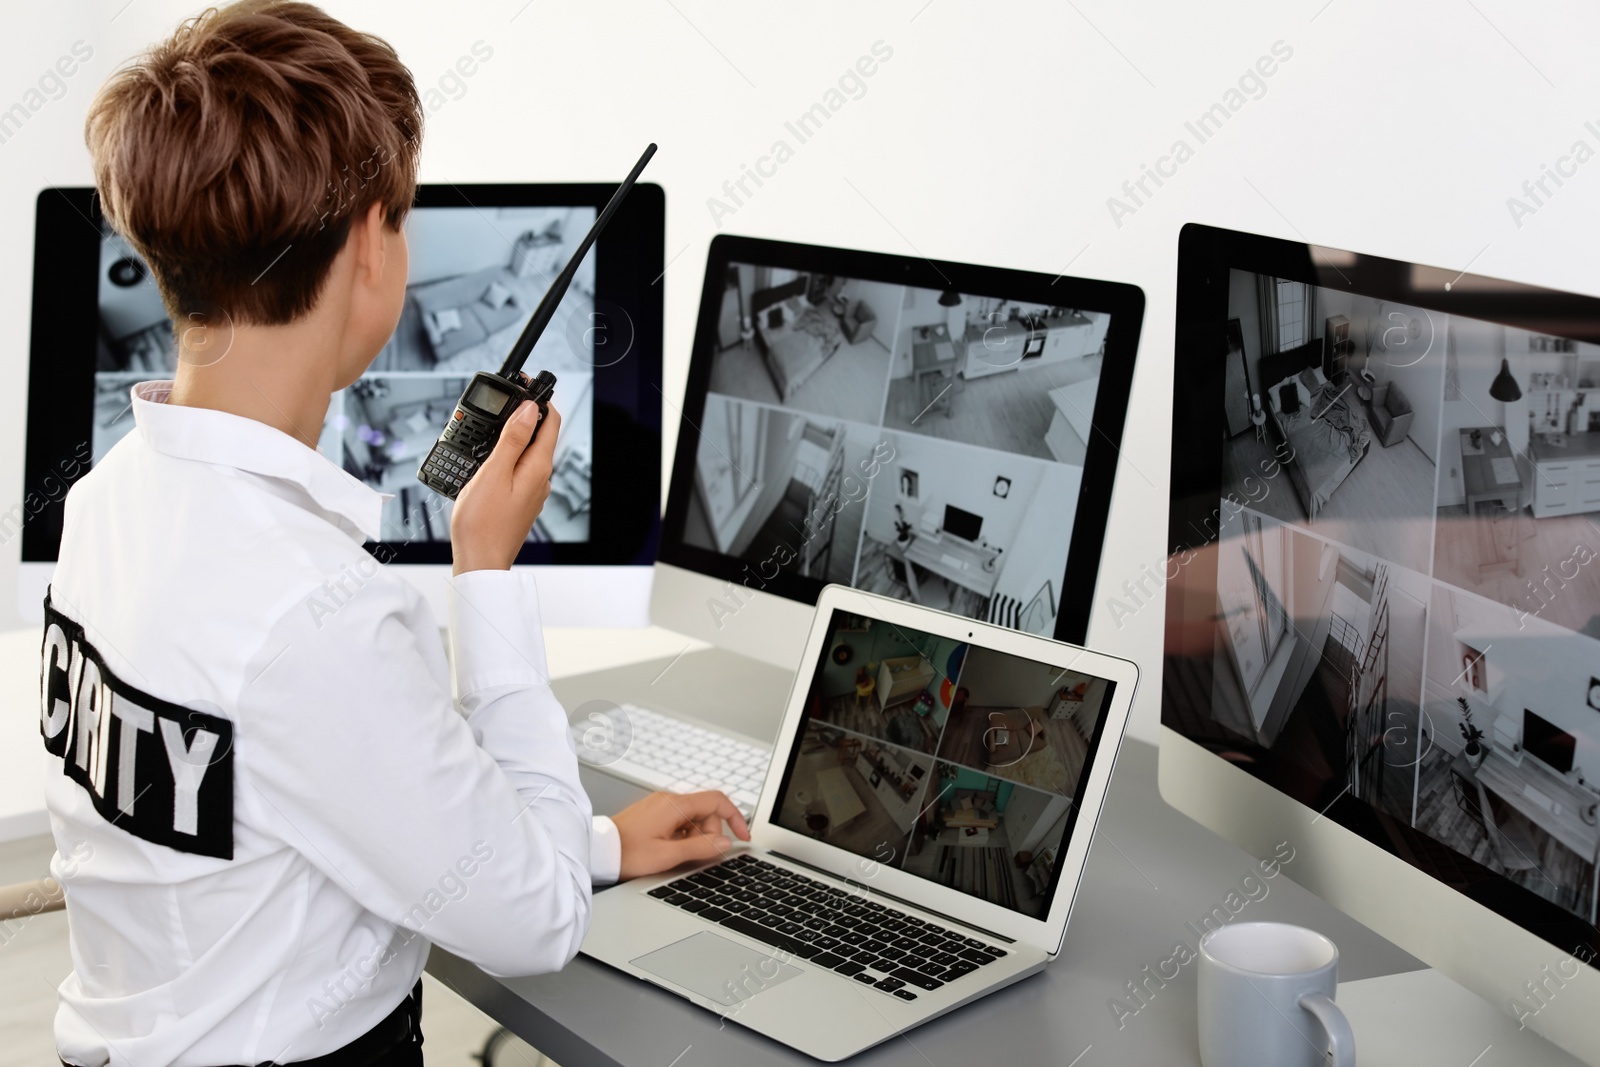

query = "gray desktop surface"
(425, 648), (1423, 1066)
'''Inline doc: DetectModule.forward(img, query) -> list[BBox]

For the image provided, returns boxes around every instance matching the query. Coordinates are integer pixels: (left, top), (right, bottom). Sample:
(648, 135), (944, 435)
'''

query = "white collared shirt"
(43, 380), (619, 1067)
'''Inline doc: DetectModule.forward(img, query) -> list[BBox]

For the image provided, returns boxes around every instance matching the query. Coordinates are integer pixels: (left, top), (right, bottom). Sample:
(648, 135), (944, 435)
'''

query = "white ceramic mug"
(1197, 922), (1354, 1067)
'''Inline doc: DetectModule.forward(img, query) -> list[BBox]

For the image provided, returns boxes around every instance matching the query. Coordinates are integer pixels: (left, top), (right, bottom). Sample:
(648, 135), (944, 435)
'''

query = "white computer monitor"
(651, 235), (1146, 667)
(1162, 222), (1600, 1063)
(22, 184), (664, 626)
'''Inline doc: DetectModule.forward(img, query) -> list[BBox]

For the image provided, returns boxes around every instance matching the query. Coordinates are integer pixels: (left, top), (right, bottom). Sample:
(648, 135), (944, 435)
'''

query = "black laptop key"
(721, 914), (781, 944)
(983, 946), (1008, 956)
(721, 900), (751, 915)
(902, 916), (925, 928)
(726, 874), (755, 887)
(874, 976), (906, 992)
(679, 899), (709, 913)
(833, 959), (866, 977)
(891, 968), (945, 991)
(795, 930), (821, 943)
(903, 955), (928, 970)
(840, 932), (868, 946)
(852, 972), (876, 985)
(893, 988), (918, 1001)
(777, 921), (805, 936)
(916, 961), (945, 976)
(803, 918), (829, 931)
(647, 886), (675, 899)
(877, 948), (906, 963)
(930, 952), (958, 966)
(787, 940), (823, 959)
(687, 873), (721, 888)
(957, 949), (998, 966)
(855, 955), (884, 971)
(664, 893), (692, 907)
(814, 936), (841, 950)
(754, 911), (784, 929)
(917, 931), (944, 946)
(877, 918), (906, 933)
(891, 937), (920, 950)
(707, 893), (733, 907)
(863, 939), (890, 954)
(684, 885), (715, 900)
(823, 924), (850, 938)
(668, 878), (696, 891)
(767, 905), (797, 921)
(699, 907), (730, 923)
(810, 951), (847, 968)
(701, 866), (733, 881)
(942, 960), (978, 979)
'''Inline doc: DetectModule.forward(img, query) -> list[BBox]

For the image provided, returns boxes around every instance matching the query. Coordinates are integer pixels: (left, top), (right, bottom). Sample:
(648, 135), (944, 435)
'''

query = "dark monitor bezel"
(1165, 220), (1600, 962)
(23, 183), (665, 567)
(658, 234), (1146, 645)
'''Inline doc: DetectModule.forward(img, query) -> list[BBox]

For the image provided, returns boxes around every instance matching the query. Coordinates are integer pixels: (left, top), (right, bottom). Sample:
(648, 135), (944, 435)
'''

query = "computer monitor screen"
(24, 185), (664, 572)
(1524, 709), (1576, 775)
(659, 236), (1145, 643)
(943, 504), (982, 542)
(1164, 223), (1600, 999)
(769, 608), (1117, 919)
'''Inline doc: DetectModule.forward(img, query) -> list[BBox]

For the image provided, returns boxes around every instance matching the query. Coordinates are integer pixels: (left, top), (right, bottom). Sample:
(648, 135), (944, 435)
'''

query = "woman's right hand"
(449, 400), (561, 575)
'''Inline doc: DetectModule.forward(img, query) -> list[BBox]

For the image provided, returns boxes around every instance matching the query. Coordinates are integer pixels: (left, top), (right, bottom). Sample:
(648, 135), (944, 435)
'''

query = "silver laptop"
(581, 585), (1137, 1061)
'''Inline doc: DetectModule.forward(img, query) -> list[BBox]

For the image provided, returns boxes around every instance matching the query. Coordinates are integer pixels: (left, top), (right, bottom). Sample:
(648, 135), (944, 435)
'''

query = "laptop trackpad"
(632, 932), (804, 1007)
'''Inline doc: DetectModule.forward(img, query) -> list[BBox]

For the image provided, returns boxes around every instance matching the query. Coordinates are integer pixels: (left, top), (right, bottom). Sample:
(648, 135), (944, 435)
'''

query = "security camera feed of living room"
(771, 610), (1114, 917)
(680, 261), (1112, 634)
(1163, 266), (1600, 933)
(93, 206), (598, 543)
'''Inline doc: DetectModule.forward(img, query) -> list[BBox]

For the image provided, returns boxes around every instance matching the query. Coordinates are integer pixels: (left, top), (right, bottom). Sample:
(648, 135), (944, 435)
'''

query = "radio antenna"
(497, 142), (657, 379)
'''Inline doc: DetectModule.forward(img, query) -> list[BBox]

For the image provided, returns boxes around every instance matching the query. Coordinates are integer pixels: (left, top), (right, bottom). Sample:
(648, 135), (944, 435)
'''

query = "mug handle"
(1298, 992), (1355, 1067)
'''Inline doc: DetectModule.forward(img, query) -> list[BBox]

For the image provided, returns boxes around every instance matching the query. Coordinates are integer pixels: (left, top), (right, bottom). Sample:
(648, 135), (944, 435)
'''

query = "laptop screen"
(769, 608), (1117, 918)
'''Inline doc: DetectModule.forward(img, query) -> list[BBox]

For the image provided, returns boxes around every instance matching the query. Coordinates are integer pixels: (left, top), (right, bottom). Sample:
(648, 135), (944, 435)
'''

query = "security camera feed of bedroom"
(771, 610), (1115, 918)
(92, 206), (598, 543)
(679, 262), (1112, 635)
(1163, 266), (1600, 940)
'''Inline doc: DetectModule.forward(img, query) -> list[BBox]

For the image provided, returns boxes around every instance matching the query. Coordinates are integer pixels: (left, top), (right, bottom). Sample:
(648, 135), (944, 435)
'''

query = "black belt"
(61, 980), (423, 1067)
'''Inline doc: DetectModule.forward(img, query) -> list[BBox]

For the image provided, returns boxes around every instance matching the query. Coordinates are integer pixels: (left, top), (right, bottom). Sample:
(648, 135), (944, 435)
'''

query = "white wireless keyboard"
(569, 703), (770, 819)
(1523, 784), (1557, 813)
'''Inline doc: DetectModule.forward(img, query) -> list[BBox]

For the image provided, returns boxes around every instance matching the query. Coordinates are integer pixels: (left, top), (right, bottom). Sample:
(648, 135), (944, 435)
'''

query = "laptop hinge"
(769, 849), (1017, 945)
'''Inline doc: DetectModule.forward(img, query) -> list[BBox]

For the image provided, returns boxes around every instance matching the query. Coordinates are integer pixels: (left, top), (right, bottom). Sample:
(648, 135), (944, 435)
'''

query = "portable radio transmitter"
(416, 142), (656, 499)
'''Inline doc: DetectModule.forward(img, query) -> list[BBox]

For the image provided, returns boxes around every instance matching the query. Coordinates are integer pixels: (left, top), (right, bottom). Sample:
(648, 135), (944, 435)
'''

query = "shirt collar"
(130, 380), (391, 543)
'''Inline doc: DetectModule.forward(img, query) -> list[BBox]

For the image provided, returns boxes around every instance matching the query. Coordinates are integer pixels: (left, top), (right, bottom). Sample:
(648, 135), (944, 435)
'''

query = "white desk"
(4, 626), (1589, 1064)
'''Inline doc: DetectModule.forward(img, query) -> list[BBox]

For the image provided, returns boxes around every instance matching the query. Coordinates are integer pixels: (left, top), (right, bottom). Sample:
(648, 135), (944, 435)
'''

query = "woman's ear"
(353, 200), (390, 285)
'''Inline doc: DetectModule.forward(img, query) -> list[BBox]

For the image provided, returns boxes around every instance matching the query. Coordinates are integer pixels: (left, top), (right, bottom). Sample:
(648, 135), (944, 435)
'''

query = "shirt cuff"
(448, 568), (550, 695)
(590, 816), (622, 885)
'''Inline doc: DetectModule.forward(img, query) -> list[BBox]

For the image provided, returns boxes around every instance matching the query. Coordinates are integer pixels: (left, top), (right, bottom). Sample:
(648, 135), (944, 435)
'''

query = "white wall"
(954, 644), (1063, 708)
(870, 430), (1043, 558)
(8, 1), (1600, 751)
(994, 461), (1082, 610)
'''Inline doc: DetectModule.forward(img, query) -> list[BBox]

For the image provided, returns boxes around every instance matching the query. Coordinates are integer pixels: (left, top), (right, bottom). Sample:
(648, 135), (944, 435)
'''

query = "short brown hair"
(86, 1), (422, 326)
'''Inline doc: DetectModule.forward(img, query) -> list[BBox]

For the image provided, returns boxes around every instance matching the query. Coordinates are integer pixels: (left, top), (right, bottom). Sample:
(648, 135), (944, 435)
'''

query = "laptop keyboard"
(648, 854), (1008, 1002)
